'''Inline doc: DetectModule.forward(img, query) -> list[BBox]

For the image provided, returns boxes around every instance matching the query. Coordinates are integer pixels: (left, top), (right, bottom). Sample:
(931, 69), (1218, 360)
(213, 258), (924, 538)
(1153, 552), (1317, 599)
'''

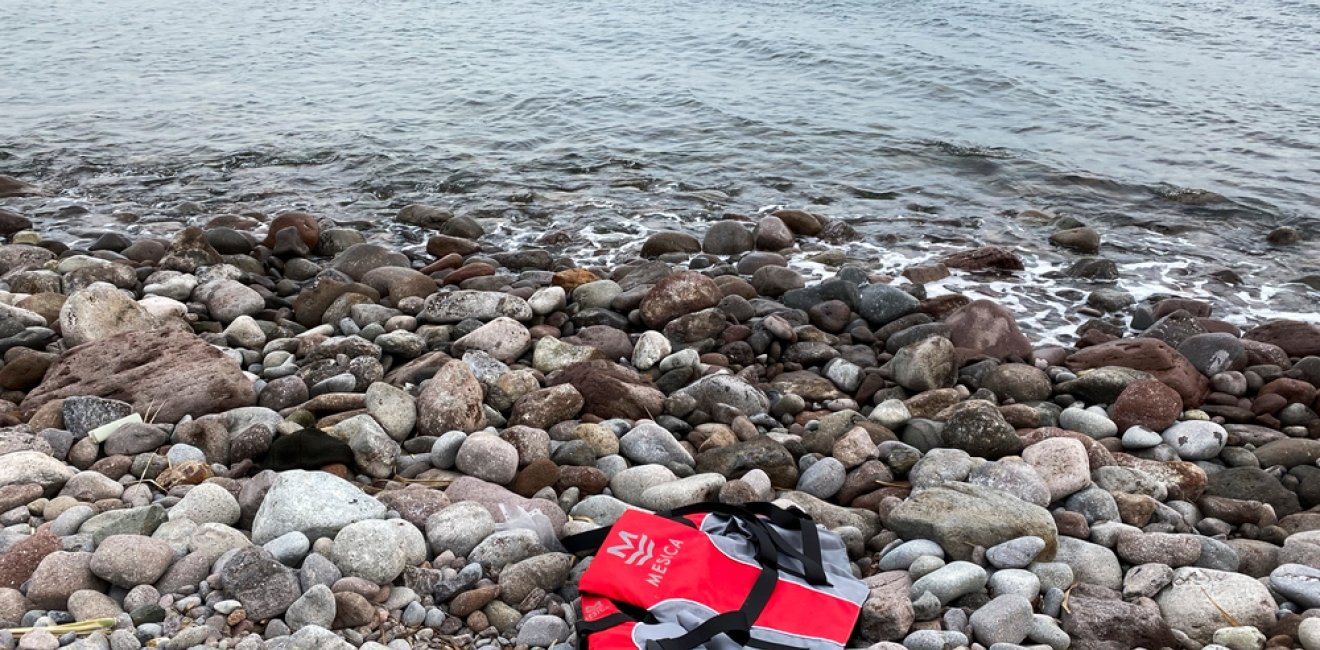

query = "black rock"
(1139, 309), (1207, 348)
(88, 232), (133, 252)
(782, 279), (862, 312)
(1066, 257), (1118, 280)
(1204, 466), (1301, 517)
(858, 284), (920, 327)
(255, 428), (356, 472)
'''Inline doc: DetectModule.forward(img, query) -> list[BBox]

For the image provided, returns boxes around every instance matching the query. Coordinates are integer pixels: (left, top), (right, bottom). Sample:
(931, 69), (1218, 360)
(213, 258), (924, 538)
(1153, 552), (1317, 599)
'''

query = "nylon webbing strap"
(645, 516), (782, 650)
(562, 514), (697, 556)
(562, 525), (612, 555)
(577, 612), (633, 634)
(742, 502), (828, 586)
(666, 502), (830, 585)
(746, 638), (804, 650)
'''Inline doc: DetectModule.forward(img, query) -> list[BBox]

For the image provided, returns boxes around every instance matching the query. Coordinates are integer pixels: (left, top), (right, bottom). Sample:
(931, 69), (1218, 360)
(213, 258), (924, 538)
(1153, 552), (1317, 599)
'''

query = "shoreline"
(1, 169), (1314, 351)
(0, 188), (1318, 649)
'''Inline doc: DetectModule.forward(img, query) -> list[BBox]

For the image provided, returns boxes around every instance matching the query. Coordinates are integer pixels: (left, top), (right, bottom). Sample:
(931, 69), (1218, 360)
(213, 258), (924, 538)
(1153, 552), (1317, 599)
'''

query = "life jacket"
(564, 502), (868, 650)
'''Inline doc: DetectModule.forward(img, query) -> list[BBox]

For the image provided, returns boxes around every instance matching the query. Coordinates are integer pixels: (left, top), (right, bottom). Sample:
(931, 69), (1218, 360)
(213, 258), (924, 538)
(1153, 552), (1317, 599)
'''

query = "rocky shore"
(0, 176), (1319, 650)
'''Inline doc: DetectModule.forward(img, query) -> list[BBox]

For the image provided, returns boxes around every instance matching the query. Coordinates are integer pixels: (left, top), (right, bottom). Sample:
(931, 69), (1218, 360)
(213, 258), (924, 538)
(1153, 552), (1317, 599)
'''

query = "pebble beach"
(0, 171), (1318, 650)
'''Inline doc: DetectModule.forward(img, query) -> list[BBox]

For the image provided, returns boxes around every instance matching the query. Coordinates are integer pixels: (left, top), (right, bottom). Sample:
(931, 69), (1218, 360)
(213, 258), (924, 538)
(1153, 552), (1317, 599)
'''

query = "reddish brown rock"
(771, 209), (823, 236)
(1109, 379), (1183, 432)
(552, 268), (601, 291)
(155, 460), (214, 489)
(903, 388), (961, 420)
(0, 175), (42, 198)
(0, 484), (42, 514)
(1111, 453), (1207, 502)
(714, 275), (757, 300)
(332, 591), (375, 628)
(1198, 319), (1241, 336)
(1240, 343), (1292, 374)
(1260, 378), (1318, 405)
(640, 231), (701, 258)
(920, 294), (972, 320)
(361, 267), (437, 302)
(1053, 510), (1090, 538)
(384, 351), (451, 387)
(941, 246), (1024, 272)
(0, 525), (59, 589)
(416, 360), (486, 436)
(448, 585), (499, 617)
(1000, 403), (1041, 429)
(564, 325), (634, 361)
(1153, 298), (1212, 319)
(1197, 495), (1273, 526)
(159, 229), (224, 275)
(292, 277), (381, 327)
(902, 264), (950, 285)
(945, 299), (1033, 360)
(1062, 595), (1178, 650)
(443, 262), (496, 286)
(25, 551), (106, 611)
(376, 487), (450, 529)
(547, 361), (665, 421)
(0, 348), (55, 391)
(0, 207), (31, 235)
(556, 466), (609, 495)
(1077, 329), (1120, 348)
(1253, 393), (1288, 415)
(510, 459), (560, 498)
(639, 271), (722, 328)
(420, 253), (465, 274)
(1113, 493), (1159, 528)
(508, 385), (584, 430)
(1244, 320), (1320, 358)
(261, 211), (320, 249)
(21, 329), (255, 424)
(426, 234), (481, 258)
(1066, 338), (1210, 407)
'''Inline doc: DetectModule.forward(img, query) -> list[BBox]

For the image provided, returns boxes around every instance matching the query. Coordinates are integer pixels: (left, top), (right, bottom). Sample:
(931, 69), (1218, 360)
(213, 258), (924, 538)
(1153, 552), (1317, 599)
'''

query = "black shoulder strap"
(644, 515), (781, 650)
(562, 525), (613, 555)
(744, 502), (827, 585)
(562, 513), (699, 556)
(577, 599), (654, 649)
(666, 502), (830, 585)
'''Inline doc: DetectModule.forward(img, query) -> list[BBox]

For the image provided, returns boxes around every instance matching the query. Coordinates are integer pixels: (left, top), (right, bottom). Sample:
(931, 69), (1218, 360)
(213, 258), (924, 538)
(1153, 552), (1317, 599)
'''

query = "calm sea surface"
(2, 0), (1317, 336)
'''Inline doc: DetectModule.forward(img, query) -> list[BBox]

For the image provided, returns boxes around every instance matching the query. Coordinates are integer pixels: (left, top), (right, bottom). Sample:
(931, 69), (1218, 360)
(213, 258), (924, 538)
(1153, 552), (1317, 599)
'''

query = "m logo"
(605, 531), (655, 566)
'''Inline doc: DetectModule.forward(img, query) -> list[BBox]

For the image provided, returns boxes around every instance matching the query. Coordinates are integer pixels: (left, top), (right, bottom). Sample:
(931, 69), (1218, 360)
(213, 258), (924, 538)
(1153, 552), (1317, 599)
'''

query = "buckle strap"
(562, 525), (613, 555)
(665, 502), (830, 585)
(577, 611), (635, 634)
(644, 512), (782, 650)
(646, 611), (750, 650)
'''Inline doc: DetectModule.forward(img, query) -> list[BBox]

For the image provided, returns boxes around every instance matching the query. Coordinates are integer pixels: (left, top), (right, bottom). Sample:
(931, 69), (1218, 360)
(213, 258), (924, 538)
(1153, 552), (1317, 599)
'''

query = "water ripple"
(0, 0), (1315, 329)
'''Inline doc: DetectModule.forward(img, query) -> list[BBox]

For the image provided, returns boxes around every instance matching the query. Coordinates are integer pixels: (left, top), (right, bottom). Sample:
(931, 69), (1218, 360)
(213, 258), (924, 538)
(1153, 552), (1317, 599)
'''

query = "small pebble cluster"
(0, 183), (1319, 650)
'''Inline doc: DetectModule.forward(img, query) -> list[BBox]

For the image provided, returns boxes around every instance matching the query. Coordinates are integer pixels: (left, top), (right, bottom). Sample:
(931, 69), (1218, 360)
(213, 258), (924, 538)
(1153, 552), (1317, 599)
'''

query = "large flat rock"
(22, 329), (254, 424)
(886, 482), (1057, 562)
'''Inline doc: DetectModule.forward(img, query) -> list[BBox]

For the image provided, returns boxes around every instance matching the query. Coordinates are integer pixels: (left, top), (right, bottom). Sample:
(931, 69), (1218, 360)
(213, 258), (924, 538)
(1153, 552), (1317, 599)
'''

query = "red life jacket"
(565, 502), (868, 650)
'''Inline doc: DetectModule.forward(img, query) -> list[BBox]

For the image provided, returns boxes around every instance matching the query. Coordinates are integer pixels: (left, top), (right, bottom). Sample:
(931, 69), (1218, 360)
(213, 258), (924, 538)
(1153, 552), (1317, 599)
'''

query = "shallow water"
(1, 0), (1317, 340)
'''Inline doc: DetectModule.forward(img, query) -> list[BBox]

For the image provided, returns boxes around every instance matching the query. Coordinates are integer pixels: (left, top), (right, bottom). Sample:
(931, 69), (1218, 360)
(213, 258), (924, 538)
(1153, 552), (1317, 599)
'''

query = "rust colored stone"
(0, 525), (59, 589)
(1066, 338), (1210, 407)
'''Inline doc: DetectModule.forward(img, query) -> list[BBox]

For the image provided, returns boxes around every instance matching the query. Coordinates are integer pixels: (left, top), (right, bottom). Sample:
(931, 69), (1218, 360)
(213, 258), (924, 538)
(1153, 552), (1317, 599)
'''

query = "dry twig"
(7, 617), (116, 638)
(1201, 586), (1241, 627)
